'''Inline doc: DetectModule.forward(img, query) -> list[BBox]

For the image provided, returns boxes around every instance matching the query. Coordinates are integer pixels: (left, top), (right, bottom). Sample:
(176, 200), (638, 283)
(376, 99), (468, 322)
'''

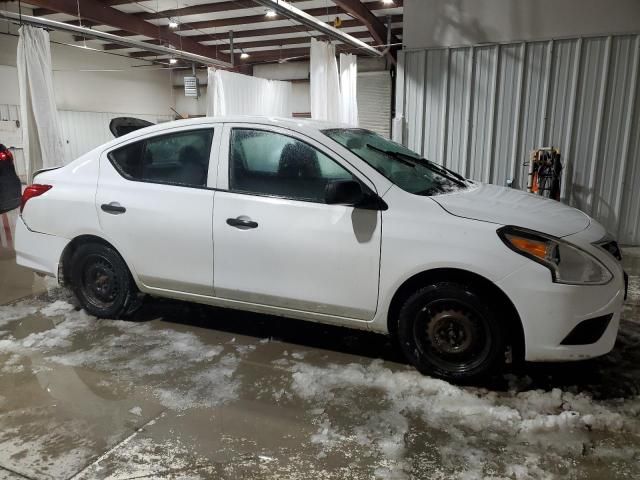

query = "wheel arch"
(59, 234), (139, 288)
(386, 268), (525, 362)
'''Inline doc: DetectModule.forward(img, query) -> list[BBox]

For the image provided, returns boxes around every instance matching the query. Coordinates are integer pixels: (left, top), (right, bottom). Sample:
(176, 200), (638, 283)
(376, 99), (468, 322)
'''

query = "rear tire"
(70, 243), (140, 319)
(397, 281), (505, 383)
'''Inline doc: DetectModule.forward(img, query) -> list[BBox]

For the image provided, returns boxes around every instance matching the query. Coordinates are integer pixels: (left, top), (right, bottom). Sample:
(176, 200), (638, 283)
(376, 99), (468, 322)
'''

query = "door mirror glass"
(325, 180), (388, 210)
(325, 180), (364, 205)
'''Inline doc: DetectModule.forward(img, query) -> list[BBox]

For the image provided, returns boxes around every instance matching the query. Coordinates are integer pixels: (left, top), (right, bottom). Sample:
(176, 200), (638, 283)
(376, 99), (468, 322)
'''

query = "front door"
(96, 125), (220, 296)
(212, 125), (381, 321)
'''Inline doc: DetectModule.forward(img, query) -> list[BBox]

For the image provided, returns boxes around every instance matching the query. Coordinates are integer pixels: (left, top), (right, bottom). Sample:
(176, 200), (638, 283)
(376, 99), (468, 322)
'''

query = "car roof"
(140, 116), (348, 136)
(90, 116), (356, 159)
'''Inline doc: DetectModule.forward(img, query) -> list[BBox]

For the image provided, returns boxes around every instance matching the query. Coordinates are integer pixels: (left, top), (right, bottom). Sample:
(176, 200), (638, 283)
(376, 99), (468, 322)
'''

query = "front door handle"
(101, 202), (126, 214)
(226, 217), (258, 229)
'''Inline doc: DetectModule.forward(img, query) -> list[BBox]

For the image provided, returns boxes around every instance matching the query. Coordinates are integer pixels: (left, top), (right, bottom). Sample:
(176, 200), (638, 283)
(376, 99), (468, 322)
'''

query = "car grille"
(598, 240), (622, 261)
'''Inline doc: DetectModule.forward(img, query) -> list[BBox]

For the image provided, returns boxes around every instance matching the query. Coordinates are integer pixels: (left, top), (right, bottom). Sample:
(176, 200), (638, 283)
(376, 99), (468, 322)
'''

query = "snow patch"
(40, 300), (76, 317)
(128, 406), (142, 417)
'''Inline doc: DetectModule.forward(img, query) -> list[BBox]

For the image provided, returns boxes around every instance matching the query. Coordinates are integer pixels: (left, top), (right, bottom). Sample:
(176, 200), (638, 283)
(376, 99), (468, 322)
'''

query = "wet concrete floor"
(0, 219), (639, 479)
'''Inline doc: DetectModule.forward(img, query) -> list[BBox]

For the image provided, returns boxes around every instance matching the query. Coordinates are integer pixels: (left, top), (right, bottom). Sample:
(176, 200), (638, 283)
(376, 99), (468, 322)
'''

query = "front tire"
(70, 243), (140, 319)
(397, 282), (505, 382)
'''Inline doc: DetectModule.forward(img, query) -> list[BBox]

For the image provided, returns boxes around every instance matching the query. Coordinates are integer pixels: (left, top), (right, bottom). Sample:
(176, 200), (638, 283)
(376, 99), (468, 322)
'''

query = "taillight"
(0, 149), (13, 163)
(20, 184), (52, 213)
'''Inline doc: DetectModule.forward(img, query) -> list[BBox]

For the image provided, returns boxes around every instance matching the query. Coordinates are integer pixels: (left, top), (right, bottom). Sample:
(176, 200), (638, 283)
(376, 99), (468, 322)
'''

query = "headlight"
(498, 226), (612, 285)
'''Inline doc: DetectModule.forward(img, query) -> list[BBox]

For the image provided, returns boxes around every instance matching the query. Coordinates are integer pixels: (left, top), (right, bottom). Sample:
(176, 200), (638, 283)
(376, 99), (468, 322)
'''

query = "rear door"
(212, 124), (382, 321)
(96, 124), (221, 296)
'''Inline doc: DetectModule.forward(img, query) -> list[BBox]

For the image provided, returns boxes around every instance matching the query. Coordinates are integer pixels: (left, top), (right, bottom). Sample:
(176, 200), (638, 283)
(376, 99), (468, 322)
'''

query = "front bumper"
(14, 216), (69, 279)
(496, 225), (626, 362)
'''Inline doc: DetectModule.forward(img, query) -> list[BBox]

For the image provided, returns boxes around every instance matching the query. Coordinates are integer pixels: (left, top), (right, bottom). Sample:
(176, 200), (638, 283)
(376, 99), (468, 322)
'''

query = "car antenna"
(170, 107), (186, 120)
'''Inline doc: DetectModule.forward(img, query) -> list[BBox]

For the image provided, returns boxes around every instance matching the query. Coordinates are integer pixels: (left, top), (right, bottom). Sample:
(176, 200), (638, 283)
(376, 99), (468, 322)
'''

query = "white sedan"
(15, 117), (627, 382)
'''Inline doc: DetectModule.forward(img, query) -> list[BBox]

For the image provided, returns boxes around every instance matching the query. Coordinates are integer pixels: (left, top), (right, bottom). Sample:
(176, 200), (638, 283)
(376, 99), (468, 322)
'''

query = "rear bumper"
(14, 216), (69, 279)
(496, 261), (625, 362)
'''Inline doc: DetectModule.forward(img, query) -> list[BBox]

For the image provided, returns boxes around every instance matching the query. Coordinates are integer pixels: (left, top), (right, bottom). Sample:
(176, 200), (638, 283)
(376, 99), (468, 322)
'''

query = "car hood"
(432, 182), (590, 237)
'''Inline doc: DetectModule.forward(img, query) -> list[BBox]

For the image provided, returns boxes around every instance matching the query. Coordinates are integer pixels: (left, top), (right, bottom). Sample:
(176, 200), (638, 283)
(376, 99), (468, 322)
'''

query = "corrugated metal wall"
(398, 33), (640, 244)
(0, 105), (171, 179)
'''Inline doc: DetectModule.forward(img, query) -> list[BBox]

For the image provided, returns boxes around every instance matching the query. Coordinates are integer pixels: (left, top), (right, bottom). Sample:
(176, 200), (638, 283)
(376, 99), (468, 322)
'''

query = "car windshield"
(323, 128), (469, 196)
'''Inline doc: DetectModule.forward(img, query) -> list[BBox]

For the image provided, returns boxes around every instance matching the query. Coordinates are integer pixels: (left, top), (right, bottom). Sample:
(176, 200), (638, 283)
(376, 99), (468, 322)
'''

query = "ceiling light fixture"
(169, 58), (178, 64)
(240, 52), (250, 59)
(382, 0), (395, 4)
(168, 20), (179, 28)
(265, 9), (277, 18)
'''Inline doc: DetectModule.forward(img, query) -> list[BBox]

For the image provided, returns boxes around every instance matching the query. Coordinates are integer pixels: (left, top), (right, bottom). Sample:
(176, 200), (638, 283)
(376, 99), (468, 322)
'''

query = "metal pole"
(229, 30), (234, 67)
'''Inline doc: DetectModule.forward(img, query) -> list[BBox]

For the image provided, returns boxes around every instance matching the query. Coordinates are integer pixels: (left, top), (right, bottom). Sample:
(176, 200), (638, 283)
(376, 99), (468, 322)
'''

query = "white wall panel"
(58, 110), (172, 164)
(357, 72), (392, 139)
(401, 32), (640, 244)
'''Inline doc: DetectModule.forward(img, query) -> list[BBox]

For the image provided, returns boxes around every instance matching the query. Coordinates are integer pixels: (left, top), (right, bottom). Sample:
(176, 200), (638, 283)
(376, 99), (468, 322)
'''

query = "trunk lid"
(109, 117), (154, 138)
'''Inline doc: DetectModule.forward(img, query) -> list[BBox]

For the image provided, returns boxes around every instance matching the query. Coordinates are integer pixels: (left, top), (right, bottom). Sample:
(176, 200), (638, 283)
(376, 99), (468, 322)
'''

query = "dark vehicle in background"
(0, 144), (21, 214)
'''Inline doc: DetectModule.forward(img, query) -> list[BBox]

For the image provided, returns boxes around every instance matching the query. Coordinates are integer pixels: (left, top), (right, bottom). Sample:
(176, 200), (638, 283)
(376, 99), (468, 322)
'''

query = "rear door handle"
(101, 202), (126, 214)
(226, 217), (258, 229)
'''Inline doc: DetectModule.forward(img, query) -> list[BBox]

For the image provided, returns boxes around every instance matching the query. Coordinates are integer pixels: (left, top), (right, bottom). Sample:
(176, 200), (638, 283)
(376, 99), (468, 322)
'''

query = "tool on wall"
(526, 147), (563, 200)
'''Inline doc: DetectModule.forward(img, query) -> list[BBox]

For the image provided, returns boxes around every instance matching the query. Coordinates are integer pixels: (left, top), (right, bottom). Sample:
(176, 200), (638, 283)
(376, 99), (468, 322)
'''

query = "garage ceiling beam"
(134, 0), (308, 21)
(33, 0), (299, 17)
(23, 0), (231, 65)
(101, 15), (401, 42)
(119, 4), (394, 34)
(130, 40), (380, 65)
(94, 15), (402, 54)
(0, 10), (232, 67)
(116, 28), (402, 57)
(135, 0), (400, 22)
(331, 0), (401, 62)
(35, 1), (399, 33)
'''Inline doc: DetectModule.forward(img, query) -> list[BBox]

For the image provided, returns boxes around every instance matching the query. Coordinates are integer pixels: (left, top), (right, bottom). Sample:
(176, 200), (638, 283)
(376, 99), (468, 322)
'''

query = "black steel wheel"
(397, 281), (505, 382)
(70, 242), (140, 319)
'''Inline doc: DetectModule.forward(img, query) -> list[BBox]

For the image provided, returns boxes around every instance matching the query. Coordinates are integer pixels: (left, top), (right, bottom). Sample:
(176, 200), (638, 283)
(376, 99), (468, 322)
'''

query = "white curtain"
(206, 68), (292, 117)
(339, 53), (358, 126)
(310, 39), (340, 122)
(17, 25), (65, 181)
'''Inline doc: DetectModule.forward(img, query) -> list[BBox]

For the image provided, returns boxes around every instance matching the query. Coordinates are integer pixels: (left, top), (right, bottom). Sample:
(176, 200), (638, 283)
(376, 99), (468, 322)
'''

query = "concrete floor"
(0, 217), (639, 479)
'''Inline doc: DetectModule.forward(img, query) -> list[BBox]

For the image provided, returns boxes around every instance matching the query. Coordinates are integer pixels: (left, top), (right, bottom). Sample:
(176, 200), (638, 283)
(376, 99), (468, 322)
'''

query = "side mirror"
(325, 180), (388, 211)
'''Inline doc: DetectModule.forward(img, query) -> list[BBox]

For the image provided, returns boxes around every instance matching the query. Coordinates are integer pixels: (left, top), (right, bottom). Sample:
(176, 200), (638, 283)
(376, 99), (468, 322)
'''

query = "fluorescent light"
(382, 0), (395, 4)
(265, 9), (276, 18)
(168, 20), (178, 28)
(169, 58), (178, 64)
(251, 0), (382, 57)
(240, 52), (250, 59)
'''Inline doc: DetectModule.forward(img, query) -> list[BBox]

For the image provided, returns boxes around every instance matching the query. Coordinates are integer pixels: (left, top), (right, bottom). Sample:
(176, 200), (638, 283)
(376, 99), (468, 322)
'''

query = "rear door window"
(109, 129), (214, 188)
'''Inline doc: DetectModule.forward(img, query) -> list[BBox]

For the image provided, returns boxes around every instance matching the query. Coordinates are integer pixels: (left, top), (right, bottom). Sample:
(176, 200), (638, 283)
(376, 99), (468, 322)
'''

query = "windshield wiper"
(365, 144), (467, 187)
(365, 143), (417, 168)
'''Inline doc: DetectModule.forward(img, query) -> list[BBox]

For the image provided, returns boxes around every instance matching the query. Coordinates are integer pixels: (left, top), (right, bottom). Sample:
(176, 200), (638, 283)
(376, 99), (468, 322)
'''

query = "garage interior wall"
(0, 20), (173, 168)
(252, 59), (393, 137)
(397, 34), (640, 244)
